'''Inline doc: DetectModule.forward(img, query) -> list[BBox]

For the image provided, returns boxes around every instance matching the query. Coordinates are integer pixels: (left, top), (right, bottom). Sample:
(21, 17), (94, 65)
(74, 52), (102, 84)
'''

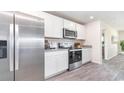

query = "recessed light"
(90, 16), (94, 19)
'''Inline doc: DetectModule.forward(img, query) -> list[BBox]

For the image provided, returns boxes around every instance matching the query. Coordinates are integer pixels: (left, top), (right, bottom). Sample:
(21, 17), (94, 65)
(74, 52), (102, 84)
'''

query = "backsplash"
(45, 37), (85, 49)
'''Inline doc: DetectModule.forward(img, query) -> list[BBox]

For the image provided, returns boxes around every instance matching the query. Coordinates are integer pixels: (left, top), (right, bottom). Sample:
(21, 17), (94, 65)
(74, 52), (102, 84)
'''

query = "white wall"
(103, 24), (119, 60)
(85, 21), (102, 64)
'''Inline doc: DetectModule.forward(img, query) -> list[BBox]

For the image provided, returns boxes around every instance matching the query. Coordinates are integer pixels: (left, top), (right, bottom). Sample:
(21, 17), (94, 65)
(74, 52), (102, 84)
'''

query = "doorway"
(102, 30), (105, 60)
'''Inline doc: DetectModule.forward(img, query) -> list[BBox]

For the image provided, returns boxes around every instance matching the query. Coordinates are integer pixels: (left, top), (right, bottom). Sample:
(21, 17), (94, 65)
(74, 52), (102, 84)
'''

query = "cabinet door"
(82, 49), (87, 64)
(82, 48), (92, 64)
(45, 51), (68, 78)
(45, 52), (56, 78)
(44, 13), (53, 37)
(76, 24), (85, 39)
(56, 51), (68, 72)
(52, 16), (63, 38)
(86, 49), (89, 62)
(44, 13), (63, 38)
(63, 19), (76, 31)
(87, 48), (92, 62)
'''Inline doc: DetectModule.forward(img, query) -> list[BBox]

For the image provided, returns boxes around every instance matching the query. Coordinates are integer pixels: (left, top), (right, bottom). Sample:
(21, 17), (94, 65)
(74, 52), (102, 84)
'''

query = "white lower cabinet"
(45, 50), (68, 79)
(82, 48), (92, 64)
(56, 51), (68, 72)
(45, 52), (57, 78)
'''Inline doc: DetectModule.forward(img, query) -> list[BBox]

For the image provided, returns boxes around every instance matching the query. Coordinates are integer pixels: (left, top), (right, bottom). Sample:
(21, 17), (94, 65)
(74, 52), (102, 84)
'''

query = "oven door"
(69, 50), (82, 64)
(74, 51), (82, 62)
(63, 28), (77, 39)
(69, 50), (82, 70)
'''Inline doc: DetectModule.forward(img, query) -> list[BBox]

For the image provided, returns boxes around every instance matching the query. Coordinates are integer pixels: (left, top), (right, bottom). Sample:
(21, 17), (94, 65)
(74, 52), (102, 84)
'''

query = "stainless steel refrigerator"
(0, 11), (44, 81)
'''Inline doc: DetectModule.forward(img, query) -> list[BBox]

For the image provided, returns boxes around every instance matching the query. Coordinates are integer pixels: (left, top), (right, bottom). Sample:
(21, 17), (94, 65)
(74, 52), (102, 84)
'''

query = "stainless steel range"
(69, 49), (82, 70)
(58, 42), (82, 71)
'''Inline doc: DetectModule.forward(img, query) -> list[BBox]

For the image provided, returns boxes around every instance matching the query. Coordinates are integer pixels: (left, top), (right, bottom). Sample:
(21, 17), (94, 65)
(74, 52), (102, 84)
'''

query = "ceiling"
(47, 11), (124, 31)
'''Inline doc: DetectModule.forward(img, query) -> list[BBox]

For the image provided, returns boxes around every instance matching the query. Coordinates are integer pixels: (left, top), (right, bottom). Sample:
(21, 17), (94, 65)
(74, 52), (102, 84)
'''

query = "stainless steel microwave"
(63, 28), (77, 39)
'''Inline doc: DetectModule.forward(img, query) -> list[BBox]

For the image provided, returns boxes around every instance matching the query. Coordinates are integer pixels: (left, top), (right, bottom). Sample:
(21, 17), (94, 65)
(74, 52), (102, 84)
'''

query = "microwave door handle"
(63, 28), (66, 38)
(75, 31), (77, 37)
(15, 24), (19, 70)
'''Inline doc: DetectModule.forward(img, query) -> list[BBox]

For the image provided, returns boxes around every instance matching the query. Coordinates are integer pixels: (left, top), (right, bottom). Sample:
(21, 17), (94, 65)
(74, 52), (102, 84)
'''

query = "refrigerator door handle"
(15, 24), (19, 70)
(9, 24), (14, 72)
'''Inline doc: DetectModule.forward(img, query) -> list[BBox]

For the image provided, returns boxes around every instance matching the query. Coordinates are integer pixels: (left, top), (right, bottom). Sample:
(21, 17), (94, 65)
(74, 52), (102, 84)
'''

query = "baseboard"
(45, 69), (67, 80)
(105, 54), (118, 60)
(119, 52), (124, 54)
(91, 60), (102, 64)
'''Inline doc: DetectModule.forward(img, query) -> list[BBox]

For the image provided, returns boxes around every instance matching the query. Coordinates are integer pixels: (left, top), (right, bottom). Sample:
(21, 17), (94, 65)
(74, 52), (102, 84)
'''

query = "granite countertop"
(45, 45), (92, 52)
(82, 45), (92, 48)
(45, 49), (69, 52)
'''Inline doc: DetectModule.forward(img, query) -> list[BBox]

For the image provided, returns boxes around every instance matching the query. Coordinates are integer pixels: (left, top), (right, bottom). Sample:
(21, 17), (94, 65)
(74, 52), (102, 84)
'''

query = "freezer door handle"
(9, 24), (14, 72)
(15, 24), (19, 70)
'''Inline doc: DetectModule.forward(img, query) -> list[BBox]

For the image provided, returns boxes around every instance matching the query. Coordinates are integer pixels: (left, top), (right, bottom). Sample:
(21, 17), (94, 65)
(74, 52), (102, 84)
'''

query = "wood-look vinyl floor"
(47, 54), (124, 81)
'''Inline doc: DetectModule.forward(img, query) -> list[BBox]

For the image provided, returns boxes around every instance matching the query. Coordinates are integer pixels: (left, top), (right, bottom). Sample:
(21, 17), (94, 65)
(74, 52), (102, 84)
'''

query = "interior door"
(0, 12), (14, 81)
(15, 12), (44, 81)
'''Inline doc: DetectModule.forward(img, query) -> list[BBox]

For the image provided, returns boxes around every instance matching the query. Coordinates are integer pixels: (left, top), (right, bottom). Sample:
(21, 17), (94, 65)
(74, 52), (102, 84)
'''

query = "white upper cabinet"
(20, 12), (86, 39)
(76, 23), (86, 40)
(44, 13), (63, 38)
(63, 19), (76, 31)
